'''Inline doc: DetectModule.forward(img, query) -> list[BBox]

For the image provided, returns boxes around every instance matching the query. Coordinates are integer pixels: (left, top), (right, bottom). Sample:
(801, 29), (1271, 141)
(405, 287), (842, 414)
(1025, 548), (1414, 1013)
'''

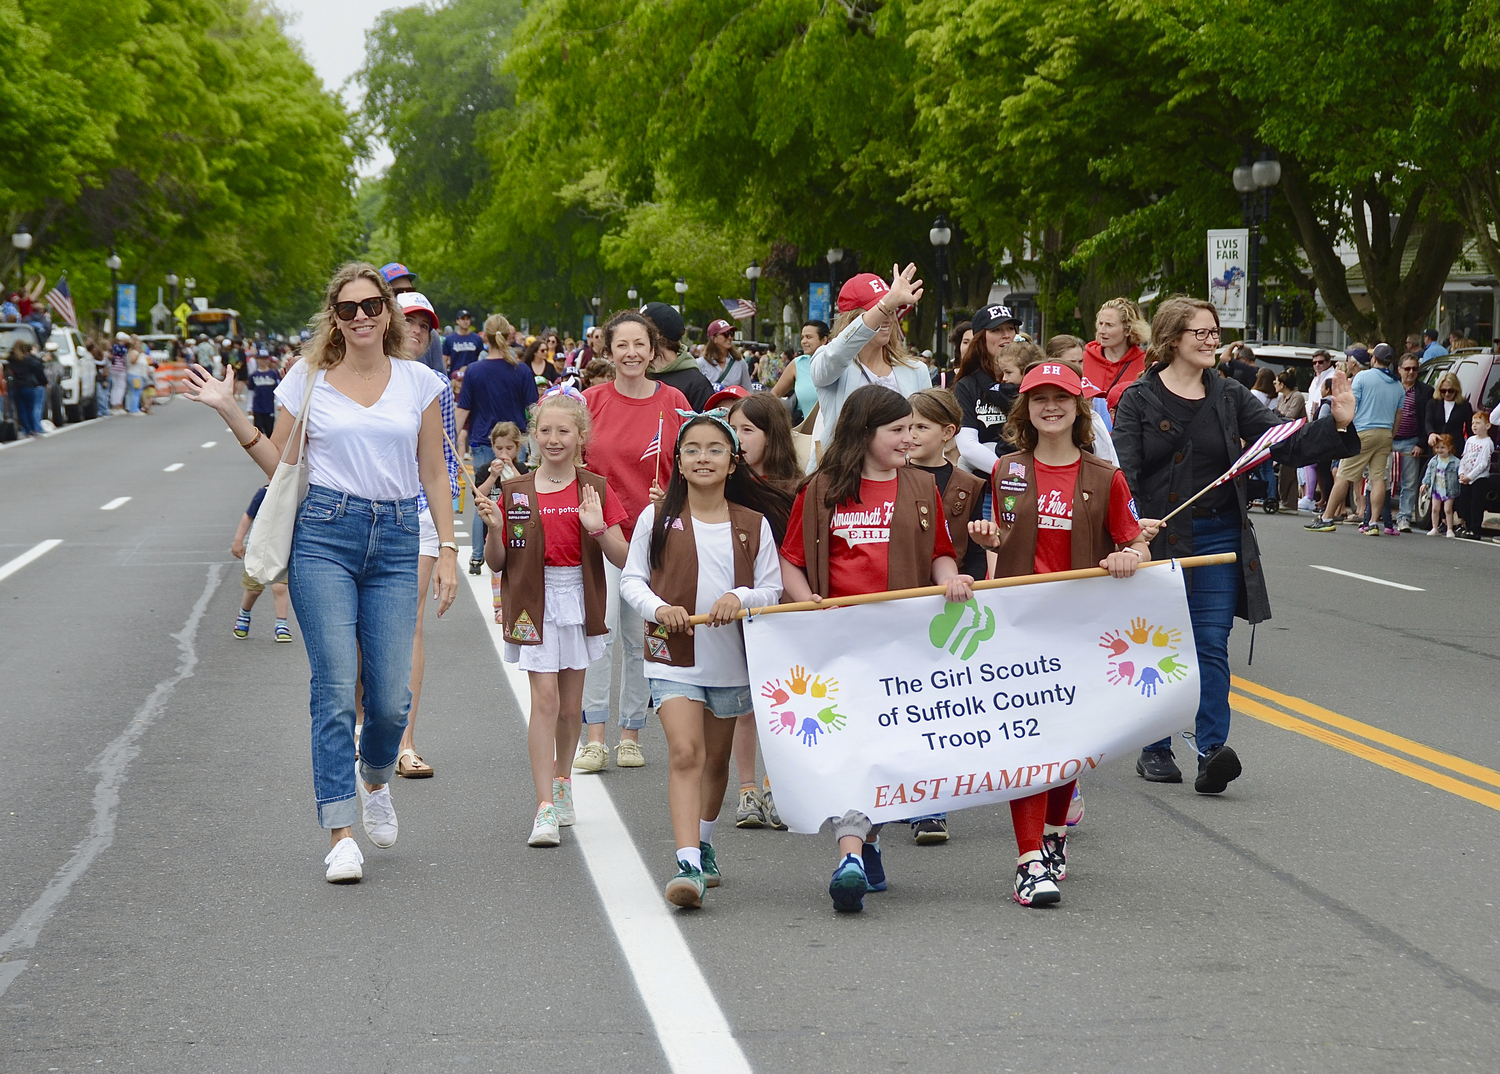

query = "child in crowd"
(779, 384), (977, 912)
(1457, 410), (1493, 537)
(230, 486), (291, 643)
(476, 388), (630, 847)
(579, 359), (614, 390)
(477, 422), (526, 623)
(967, 361), (1150, 907)
(247, 353), (281, 436)
(621, 412), (790, 907)
(1422, 434), (1461, 537)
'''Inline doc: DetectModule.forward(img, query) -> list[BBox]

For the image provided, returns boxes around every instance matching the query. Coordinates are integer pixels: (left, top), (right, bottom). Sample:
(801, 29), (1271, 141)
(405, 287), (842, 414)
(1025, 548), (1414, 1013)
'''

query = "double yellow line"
(1230, 676), (1500, 811)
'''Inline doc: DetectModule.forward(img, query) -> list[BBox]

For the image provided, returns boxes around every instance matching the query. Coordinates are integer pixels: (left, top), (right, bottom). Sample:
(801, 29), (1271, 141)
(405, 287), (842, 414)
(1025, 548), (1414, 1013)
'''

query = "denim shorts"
(648, 679), (752, 719)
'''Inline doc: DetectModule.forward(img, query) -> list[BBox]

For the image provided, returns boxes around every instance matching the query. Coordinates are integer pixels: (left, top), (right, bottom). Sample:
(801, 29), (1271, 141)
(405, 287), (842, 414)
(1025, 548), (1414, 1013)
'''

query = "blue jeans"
(470, 442), (494, 560)
(288, 485), (421, 828)
(1148, 515), (1239, 755)
(14, 385), (44, 434)
(126, 385), (143, 413)
(1391, 437), (1420, 524)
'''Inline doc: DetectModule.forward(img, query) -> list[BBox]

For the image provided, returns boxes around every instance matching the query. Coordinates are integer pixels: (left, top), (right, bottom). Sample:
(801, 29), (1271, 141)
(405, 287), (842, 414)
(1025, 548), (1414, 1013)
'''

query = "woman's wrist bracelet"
(587, 526), (607, 538)
(238, 430), (262, 450)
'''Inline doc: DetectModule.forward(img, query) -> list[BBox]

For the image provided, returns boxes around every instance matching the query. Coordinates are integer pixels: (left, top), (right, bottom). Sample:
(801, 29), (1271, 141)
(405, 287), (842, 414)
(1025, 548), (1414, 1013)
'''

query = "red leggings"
(1009, 781), (1076, 855)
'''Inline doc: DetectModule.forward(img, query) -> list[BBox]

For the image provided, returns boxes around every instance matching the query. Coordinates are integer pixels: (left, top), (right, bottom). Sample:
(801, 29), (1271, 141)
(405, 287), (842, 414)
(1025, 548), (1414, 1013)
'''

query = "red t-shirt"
(782, 476), (956, 598)
(1030, 459), (1142, 575)
(503, 481), (627, 567)
(582, 381), (690, 538)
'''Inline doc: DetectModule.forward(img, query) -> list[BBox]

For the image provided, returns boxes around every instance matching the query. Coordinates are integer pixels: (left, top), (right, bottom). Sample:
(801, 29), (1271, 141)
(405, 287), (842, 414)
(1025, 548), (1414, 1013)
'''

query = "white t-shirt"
(275, 358), (442, 501)
(620, 504), (783, 688)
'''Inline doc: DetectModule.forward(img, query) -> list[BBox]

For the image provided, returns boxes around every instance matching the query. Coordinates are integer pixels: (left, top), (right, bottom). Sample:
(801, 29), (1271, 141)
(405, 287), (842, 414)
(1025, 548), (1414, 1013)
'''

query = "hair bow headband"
(540, 382), (586, 404)
(674, 407), (739, 452)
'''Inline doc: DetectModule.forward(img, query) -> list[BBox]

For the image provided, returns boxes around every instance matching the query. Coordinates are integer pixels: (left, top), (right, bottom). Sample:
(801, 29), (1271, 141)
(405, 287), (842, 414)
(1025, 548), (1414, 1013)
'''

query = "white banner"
(1206, 228), (1249, 328)
(745, 565), (1200, 834)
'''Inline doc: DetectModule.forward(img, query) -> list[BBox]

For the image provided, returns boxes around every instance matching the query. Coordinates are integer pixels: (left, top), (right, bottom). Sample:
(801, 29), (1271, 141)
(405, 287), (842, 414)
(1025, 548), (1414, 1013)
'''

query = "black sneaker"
(1136, 748), (1183, 783)
(1041, 829), (1067, 881)
(1013, 853), (1061, 907)
(911, 818), (949, 845)
(1194, 744), (1243, 794)
(468, 558), (484, 576)
(1304, 518), (1337, 532)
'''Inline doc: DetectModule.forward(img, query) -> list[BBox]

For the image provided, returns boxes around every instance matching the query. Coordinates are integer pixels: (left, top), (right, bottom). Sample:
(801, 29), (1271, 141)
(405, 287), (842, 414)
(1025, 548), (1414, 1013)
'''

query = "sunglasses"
(332, 297), (386, 321)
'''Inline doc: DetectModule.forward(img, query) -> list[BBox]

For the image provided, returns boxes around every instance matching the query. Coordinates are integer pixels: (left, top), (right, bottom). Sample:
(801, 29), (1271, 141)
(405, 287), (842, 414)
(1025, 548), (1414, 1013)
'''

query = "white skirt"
(504, 565), (608, 672)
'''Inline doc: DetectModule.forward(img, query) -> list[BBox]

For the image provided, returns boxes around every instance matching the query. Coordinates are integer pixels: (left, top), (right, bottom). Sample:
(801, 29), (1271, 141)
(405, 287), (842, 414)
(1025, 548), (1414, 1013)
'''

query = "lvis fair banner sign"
(1207, 228), (1249, 328)
(744, 565), (1200, 834)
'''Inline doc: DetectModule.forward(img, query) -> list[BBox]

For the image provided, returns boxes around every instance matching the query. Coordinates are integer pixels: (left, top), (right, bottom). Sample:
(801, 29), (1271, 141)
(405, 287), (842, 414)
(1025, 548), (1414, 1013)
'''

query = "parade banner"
(1206, 229), (1248, 328)
(744, 564), (1200, 834)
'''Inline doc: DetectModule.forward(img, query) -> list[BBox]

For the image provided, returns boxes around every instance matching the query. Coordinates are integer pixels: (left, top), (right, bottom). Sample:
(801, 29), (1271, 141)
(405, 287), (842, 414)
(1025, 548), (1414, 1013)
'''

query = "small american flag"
(46, 276), (78, 329)
(719, 297), (757, 321)
(640, 418), (662, 462)
(1211, 418), (1306, 489)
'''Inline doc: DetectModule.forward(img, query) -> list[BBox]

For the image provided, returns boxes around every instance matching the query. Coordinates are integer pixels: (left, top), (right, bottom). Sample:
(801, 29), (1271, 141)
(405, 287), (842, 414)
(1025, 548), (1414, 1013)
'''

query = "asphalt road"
(2, 405), (1496, 1073)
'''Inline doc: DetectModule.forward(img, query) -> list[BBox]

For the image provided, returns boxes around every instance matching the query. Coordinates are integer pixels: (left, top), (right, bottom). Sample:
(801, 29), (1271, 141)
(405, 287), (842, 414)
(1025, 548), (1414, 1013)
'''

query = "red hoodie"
(1082, 340), (1147, 414)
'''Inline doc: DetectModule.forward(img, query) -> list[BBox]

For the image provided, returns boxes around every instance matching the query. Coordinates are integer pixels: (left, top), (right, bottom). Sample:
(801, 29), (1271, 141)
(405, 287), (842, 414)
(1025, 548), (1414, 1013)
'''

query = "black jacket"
(1425, 396), (1473, 454)
(1114, 365), (1361, 624)
(649, 365), (714, 411)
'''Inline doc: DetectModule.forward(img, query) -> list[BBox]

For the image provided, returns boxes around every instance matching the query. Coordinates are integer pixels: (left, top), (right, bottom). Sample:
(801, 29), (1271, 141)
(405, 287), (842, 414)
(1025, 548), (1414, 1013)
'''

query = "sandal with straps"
(396, 747), (434, 779)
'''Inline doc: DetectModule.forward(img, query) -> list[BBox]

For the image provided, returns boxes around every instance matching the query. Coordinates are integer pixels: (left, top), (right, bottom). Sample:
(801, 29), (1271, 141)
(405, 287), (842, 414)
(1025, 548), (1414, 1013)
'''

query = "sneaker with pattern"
(528, 803), (561, 847)
(552, 778), (575, 826)
(665, 860), (705, 908)
(735, 786), (766, 828)
(1013, 851), (1061, 907)
(699, 842), (720, 888)
(1041, 828), (1068, 881)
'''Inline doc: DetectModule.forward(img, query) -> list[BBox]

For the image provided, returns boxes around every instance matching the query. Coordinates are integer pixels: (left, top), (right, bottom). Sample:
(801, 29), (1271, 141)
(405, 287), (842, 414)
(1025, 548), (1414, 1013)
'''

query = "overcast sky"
(277, 0), (420, 175)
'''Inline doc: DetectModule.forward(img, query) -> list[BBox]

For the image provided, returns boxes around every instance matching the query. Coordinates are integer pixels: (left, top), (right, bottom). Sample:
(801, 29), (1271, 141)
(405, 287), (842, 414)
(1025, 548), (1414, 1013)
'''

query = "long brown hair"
(830, 309), (919, 368)
(728, 394), (799, 489)
(815, 384), (912, 508)
(1004, 359), (1094, 452)
(484, 314), (516, 364)
(302, 261), (409, 371)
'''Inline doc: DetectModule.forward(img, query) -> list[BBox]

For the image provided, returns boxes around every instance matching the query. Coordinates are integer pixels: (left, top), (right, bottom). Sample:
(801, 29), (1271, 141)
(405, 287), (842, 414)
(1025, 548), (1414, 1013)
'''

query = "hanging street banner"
(744, 565), (1200, 834)
(1206, 229), (1249, 328)
(808, 282), (830, 326)
(116, 284), (138, 330)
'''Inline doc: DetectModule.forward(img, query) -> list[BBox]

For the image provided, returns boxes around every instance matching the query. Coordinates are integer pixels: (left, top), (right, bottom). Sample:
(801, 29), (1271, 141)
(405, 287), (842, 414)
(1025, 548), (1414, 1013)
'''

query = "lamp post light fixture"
(11, 224), (33, 283)
(184, 276), (195, 295)
(928, 215), (953, 369)
(627, 286), (639, 305)
(745, 259), (762, 341)
(165, 272), (179, 308)
(674, 276), (688, 314)
(1232, 150), (1282, 340)
(106, 249), (122, 334)
(826, 247), (844, 304)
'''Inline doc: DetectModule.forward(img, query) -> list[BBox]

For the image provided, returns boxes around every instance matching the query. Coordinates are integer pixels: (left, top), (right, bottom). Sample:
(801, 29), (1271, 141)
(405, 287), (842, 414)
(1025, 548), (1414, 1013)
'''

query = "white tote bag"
(244, 368), (320, 586)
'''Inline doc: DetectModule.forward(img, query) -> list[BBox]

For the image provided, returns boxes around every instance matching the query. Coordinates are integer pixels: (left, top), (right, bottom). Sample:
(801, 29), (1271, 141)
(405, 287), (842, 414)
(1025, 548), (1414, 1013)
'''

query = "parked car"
(1418, 347), (1500, 415)
(46, 327), (97, 423)
(1215, 342), (1325, 391)
(139, 334), (179, 363)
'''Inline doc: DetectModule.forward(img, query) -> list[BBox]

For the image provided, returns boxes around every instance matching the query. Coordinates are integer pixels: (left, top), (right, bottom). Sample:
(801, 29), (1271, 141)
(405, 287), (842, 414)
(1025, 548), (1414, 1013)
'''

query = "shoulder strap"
(276, 366), (319, 467)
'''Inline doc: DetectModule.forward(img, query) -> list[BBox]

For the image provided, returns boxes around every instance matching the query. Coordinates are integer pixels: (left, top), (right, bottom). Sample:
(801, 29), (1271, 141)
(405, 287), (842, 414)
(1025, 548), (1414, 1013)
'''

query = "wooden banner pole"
(683, 552), (1238, 625)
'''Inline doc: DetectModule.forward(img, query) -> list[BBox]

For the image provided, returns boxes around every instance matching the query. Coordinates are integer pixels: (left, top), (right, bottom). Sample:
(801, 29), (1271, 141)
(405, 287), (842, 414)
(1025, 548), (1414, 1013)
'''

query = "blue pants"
(470, 442), (494, 560)
(14, 385), (44, 435)
(288, 485), (421, 828)
(126, 385), (143, 413)
(1148, 515), (1240, 755)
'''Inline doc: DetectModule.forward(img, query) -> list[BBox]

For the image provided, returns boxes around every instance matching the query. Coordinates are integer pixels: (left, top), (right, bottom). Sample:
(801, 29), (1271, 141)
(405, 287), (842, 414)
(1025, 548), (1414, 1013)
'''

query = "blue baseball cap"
(379, 262), (416, 284)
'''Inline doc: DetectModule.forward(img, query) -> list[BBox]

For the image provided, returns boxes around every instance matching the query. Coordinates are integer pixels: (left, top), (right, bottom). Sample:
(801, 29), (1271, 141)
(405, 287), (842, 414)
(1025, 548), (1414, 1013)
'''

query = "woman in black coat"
(1112, 297), (1358, 794)
(1426, 371), (1473, 456)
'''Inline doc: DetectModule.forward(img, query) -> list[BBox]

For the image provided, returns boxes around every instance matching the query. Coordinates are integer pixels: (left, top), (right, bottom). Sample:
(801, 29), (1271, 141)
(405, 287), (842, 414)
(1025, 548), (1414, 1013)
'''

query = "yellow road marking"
(1229, 693), (1500, 812)
(1233, 675), (1500, 789)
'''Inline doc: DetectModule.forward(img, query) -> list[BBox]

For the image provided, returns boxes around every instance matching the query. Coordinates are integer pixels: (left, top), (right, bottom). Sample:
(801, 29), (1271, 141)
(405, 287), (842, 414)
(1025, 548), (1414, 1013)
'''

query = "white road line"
(1310, 564), (1425, 592)
(100, 497), (132, 511)
(0, 564), (223, 998)
(201, 441), (217, 449)
(461, 564), (753, 1074)
(0, 437), (31, 452)
(0, 540), (63, 584)
(163, 463), (184, 472)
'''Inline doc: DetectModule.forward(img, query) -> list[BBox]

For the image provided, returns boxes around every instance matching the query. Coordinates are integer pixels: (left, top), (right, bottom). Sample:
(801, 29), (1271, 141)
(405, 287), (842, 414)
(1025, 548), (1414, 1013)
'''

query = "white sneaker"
(324, 837), (364, 883)
(528, 803), (561, 847)
(1397, 518), (1412, 533)
(552, 778), (576, 826)
(358, 781), (398, 848)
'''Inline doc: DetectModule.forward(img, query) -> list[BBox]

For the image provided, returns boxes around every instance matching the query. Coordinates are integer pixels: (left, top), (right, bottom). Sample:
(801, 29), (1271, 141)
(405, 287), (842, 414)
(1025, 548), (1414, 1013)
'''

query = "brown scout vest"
(939, 467), (985, 565)
(499, 469), (610, 645)
(800, 467), (939, 597)
(644, 503), (764, 668)
(990, 450), (1120, 579)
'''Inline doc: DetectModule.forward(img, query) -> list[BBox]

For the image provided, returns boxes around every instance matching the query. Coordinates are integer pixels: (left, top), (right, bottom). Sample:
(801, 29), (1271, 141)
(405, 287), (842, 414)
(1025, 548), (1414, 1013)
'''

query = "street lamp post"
(745, 259), (761, 342)
(1232, 150), (1282, 340)
(106, 250), (122, 334)
(674, 276), (687, 315)
(166, 272), (179, 307)
(11, 224), (32, 283)
(627, 286), (639, 307)
(826, 247), (844, 306)
(929, 215), (952, 369)
(591, 293), (601, 333)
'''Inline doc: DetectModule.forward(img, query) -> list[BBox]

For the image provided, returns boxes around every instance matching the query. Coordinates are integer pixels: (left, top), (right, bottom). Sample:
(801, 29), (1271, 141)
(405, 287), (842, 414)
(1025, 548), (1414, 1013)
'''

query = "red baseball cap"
(706, 319), (735, 338)
(1020, 362), (1083, 396)
(397, 292), (440, 332)
(836, 273), (892, 313)
(706, 385), (750, 410)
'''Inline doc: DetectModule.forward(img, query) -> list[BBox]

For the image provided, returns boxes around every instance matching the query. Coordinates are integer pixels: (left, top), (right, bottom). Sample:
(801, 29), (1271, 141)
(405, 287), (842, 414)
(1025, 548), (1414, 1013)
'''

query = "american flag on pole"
(719, 297), (757, 321)
(1209, 418), (1306, 489)
(641, 416), (662, 462)
(46, 275), (78, 329)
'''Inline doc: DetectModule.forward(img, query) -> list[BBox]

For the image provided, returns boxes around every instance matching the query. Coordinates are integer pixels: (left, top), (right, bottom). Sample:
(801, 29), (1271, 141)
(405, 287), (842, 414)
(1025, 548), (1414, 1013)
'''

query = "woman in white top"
(183, 261), (457, 885)
(806, 265), (931, 470)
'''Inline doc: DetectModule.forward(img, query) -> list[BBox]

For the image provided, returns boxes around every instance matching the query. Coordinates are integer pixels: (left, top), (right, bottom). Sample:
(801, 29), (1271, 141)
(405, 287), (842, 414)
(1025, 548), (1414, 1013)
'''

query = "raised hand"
(1158, 655), (1188, 682)
(1152, 626), (1182, 648)
(1328, 369), (1355, 428)
(788, 665), (809, 695)
(770, 711), (796, 735)
(1126, 617), (1152, 644)
(797, 718), (822, 746)
(1108, 661), (1135, 686)
(577, 483), (605, 534)
(885, 262), (925, 309)
(810, 675), (838, 699)
(761, 680), (790, 707)
(181, 363), (236, 412)
(1099, 630), (1128, 657)
(1138, 666), (1164, 697)
(816, 705), (847, 731)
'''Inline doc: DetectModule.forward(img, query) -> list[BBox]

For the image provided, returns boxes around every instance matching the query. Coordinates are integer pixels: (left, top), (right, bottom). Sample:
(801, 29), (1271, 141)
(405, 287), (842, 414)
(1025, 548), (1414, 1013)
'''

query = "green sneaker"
(700, 842), (721, 888)
(664, 860), (705, 908)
